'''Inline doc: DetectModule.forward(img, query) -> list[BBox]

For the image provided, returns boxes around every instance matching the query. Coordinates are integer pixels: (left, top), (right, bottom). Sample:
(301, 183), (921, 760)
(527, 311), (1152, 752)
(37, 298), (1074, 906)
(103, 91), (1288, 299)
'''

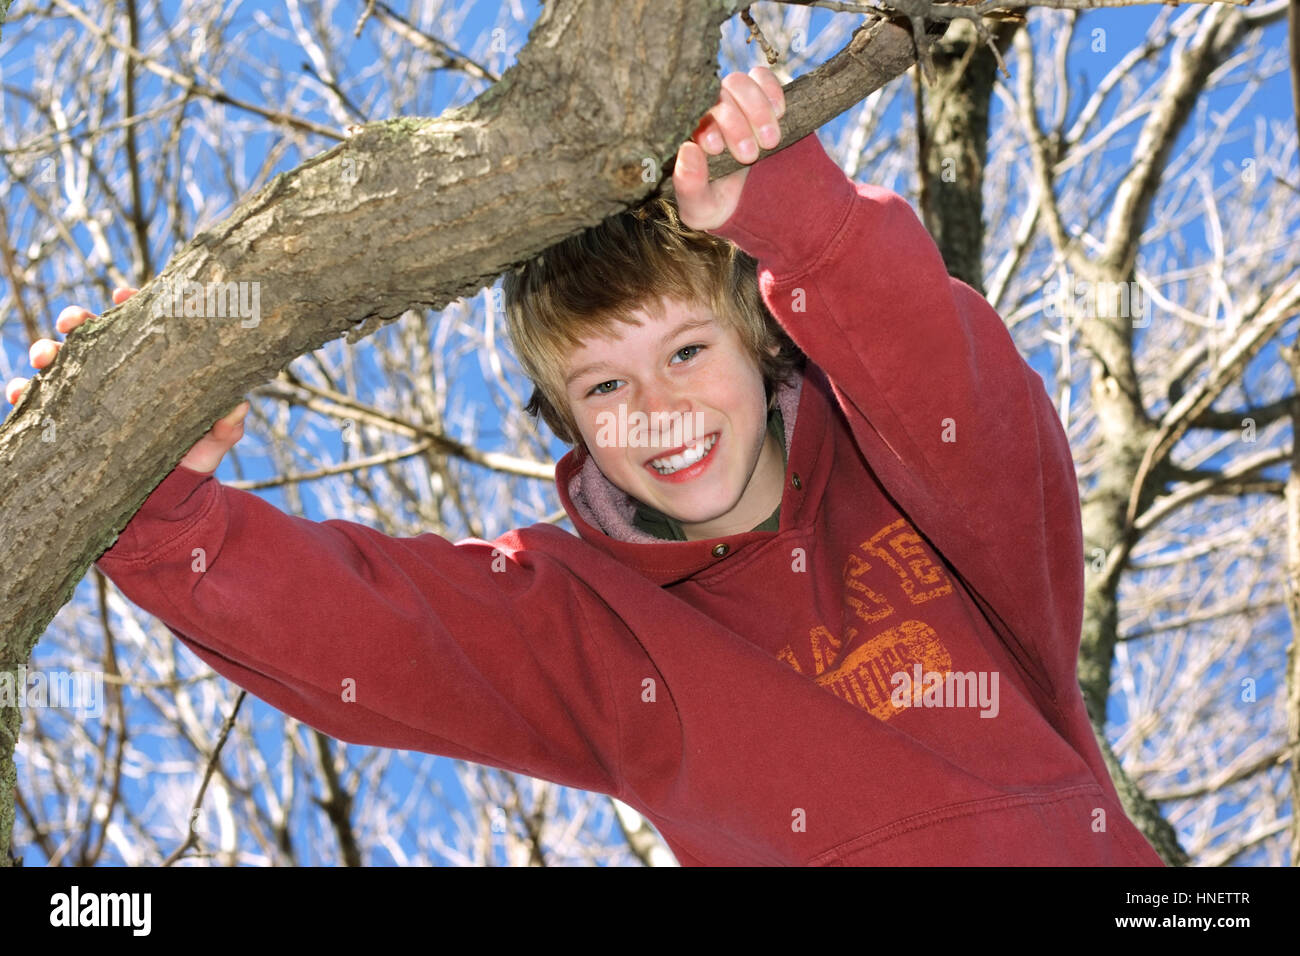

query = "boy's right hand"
(4, 286), (250, 475)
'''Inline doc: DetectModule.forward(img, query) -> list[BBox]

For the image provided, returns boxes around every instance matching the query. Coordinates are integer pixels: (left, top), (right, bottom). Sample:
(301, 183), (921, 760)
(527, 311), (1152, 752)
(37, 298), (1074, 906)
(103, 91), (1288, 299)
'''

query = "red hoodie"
(93, 132), (1165, 866)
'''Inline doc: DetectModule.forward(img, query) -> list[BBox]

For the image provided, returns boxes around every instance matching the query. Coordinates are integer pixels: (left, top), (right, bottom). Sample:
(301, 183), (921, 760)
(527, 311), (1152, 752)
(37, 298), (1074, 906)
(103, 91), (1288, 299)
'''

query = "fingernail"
(738, 139), (757, 162)
(759, 124), (780, 148)
(704, 130), (723, 152)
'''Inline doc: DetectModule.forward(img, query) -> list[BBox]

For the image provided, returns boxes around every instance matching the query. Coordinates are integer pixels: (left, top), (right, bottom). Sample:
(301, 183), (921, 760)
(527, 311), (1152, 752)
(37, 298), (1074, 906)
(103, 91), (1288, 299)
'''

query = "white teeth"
(650, 434), (717, 474)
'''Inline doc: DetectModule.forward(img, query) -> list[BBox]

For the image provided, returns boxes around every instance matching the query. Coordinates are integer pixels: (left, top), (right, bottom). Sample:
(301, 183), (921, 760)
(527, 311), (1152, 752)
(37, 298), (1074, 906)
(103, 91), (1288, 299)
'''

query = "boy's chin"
(637, 481), (737, 524)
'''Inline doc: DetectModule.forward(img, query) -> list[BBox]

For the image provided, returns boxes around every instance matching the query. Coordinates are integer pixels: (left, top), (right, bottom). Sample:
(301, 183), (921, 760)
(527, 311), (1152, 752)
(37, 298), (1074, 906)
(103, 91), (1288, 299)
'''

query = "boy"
(10, 67), (1164, 866)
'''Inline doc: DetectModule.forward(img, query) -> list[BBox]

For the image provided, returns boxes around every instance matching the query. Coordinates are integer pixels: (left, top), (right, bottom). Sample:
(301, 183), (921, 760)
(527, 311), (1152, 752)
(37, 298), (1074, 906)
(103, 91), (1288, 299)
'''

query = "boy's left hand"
(673, 66), (786, 233)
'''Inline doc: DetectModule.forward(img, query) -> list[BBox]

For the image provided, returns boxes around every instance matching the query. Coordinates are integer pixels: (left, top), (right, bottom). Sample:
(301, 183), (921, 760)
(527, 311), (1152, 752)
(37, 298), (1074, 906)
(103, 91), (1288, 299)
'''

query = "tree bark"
(0, 0), (932, 867)
(914, 18), (1019, 295)
(1073, 6), (1273, 867)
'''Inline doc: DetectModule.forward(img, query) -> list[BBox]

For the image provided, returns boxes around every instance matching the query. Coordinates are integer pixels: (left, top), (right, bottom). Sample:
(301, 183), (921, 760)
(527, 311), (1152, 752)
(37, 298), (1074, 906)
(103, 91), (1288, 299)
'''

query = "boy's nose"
(638, 382), (693, 420)
(636, 385), (696, 446)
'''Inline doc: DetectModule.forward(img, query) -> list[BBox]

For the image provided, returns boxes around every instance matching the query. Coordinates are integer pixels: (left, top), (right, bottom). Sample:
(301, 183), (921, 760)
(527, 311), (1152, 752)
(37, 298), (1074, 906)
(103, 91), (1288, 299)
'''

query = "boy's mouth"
(644, 432), (720, 479)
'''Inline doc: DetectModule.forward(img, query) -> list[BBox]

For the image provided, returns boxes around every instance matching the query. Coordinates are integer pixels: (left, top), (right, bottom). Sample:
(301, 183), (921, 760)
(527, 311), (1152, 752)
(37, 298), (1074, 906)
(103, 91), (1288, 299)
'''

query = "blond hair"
(502, 195), (805, 447)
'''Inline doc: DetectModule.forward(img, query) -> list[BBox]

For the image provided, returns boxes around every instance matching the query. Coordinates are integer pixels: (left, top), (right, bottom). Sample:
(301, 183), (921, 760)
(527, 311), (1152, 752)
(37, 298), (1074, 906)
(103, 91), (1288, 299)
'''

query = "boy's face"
(562, 294), (786, 541)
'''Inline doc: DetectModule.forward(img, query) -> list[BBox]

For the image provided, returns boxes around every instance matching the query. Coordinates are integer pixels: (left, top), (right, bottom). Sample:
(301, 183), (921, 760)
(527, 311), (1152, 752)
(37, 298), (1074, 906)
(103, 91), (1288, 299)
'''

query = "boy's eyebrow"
(564, 316), (716, 387)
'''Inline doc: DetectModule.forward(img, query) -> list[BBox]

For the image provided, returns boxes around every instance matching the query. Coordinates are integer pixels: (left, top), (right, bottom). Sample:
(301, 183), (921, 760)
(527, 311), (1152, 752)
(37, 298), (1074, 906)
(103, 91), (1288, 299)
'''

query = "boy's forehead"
(609, 305), (717, 345)
(653, 294), (732, 332)
(629, 293), (714, 323)
(585, 296), (718, 342)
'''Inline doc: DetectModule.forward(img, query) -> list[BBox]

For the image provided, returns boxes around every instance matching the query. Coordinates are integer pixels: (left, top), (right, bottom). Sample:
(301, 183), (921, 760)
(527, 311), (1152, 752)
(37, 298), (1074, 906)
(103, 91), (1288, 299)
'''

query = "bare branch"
(162, 691), (246, 867)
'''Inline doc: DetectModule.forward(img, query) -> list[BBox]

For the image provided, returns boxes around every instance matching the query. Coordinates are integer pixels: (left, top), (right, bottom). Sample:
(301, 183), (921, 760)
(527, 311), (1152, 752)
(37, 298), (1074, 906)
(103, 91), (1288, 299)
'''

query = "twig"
(785, 0), (1251, 81)
(353, 0), (377, 37)
(740, 6), (782, 64)
(50, 0), (344, 141)
(162, 691), (246, 866)
(227, 437), (440, 491)
(257, 373), (555, 480)
(364, 0), (500, 83)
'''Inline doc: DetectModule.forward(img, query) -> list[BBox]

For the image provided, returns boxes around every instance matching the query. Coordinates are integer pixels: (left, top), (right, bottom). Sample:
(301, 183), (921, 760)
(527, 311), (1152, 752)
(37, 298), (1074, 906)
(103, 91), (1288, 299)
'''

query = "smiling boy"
(561, 294), (788, 541)
(17, 66), (1166, 866)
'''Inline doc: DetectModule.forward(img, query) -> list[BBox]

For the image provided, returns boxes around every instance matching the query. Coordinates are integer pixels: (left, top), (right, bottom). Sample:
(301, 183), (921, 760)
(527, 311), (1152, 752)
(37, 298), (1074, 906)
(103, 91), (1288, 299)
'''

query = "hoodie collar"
(554, 362), (829, 586)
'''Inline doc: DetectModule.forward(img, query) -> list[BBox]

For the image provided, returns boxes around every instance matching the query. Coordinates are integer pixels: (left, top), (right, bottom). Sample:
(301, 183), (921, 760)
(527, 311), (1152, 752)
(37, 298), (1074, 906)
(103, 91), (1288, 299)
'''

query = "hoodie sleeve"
(93, 465), (621, 794)
(710, 132), (1084, 700)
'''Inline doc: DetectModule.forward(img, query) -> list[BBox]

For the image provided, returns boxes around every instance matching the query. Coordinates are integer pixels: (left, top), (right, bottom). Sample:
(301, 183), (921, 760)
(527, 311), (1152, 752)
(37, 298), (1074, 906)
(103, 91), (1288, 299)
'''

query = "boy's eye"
(585, 346), (705, 397)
